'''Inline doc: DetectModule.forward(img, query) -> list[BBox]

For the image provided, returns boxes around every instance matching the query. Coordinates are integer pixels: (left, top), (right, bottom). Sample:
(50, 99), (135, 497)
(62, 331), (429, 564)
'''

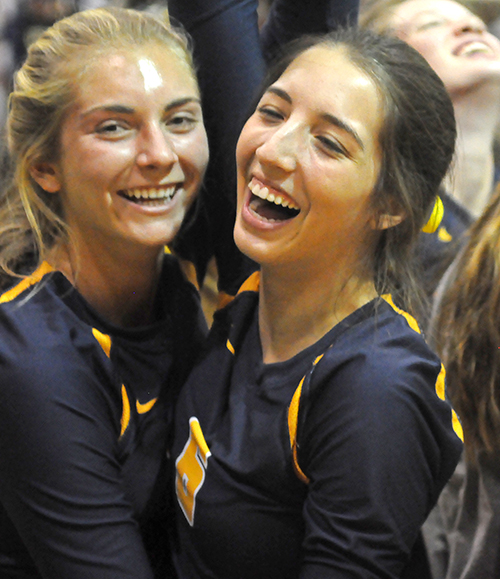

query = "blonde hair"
(2, 7), (195, 286)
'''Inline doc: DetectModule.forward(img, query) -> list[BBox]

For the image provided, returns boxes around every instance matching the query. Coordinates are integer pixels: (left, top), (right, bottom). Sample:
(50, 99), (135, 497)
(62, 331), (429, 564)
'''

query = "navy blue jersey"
(0, 255), (206, 579)
(172, 273), (463, 579)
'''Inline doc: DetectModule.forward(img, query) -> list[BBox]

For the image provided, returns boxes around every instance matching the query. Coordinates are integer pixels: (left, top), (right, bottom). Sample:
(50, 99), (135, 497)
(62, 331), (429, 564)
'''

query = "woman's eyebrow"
(266, 86), (292, 104)
(164, 96), (202, 112)
(321, 113), (364, 150)
(81, 97), (202, 118)
(265, 85), (364, 149)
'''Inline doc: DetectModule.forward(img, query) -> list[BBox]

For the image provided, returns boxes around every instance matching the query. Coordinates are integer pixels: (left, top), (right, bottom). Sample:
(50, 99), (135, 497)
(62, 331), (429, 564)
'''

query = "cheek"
(405, 34), (443, 67)
(64, 141), (135, 183)
(178, 130), (209, 180)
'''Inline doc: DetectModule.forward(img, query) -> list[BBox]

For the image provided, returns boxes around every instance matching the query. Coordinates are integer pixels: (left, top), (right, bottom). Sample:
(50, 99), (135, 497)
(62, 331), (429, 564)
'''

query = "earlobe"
(372, 213), (404, 230)
(29, 163), (61, 193)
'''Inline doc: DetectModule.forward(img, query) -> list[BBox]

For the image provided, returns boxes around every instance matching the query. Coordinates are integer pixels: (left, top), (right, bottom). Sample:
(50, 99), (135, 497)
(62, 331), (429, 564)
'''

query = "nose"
(453, 14), (486, 35)
(255, 121), (302, 173)
(136, 124), (179, 173)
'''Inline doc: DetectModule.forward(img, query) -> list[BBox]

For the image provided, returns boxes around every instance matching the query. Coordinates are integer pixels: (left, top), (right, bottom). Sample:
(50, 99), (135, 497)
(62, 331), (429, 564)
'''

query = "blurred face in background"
(388, 0), (500, 96)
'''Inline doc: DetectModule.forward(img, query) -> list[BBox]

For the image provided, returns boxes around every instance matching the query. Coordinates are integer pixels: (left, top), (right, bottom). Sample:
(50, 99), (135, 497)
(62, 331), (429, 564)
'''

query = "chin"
(234, 224), (266, 266)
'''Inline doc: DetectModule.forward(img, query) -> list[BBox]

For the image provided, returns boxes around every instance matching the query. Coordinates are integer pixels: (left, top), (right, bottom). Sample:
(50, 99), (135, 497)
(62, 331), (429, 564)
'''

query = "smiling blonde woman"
(0, 7), (209, 578)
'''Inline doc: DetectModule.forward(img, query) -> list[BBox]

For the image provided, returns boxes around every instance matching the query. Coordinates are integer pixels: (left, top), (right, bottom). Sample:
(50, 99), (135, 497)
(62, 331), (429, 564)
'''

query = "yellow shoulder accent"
(237, 271), (260, 295)
(437, 226), (452, 243)
(226, 339), (235, 355)
(452, 410), (464, 442)
(0, 261), (54, 304)
(287, 353), (325, 484)
(383, 297), (463, 440)
(288, 377), (310, 484)
(381, 294), (421, 334)
(120, 385), (130, 438)
(92, 328), (112, 358)
(136, 398), (158, 414)
(436, 363), (464, 442)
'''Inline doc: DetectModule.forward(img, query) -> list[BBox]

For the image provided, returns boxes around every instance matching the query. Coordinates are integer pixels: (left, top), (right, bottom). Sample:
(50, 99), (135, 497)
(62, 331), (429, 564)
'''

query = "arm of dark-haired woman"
(297, 343), (462, 578)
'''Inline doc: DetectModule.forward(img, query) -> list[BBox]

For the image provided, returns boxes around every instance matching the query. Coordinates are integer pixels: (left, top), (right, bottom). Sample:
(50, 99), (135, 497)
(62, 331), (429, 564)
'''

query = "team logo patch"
(175, 417), (211, 526)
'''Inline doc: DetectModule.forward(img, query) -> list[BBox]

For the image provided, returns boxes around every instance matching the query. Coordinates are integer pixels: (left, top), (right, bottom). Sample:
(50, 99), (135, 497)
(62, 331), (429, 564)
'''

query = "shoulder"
(0, 271), (115, 406)
(299, 299), (461, 454)
(313, 298), (441, 399)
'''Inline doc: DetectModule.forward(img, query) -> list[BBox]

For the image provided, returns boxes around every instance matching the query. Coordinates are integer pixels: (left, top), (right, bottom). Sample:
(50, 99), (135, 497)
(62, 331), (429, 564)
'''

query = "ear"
(371, 213), (404, 230)
(29, 162), (61, 193)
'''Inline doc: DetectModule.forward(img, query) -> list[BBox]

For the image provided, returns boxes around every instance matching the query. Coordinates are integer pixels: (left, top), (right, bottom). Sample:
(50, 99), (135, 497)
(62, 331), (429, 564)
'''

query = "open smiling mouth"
(248, 181), (300, 222)
(118, 186), (180, 206)
(455, 41), (495, 57)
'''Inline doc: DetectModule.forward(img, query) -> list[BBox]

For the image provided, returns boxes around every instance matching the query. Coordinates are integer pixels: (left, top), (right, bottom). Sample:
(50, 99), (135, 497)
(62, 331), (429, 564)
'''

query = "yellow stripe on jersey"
(92, 328), (112, 358)
(0, 261), (54, 303)
(438, 226), (452, 243)
(120, 385), (131, 438)
(288, 353), (325, 484)
(381, 294), (421, 334)
(237, 271), (260, 294)
(435, 365), (464, 440)
(91, 329), (137, 436)
(136, 398), (158, 414)
(382, 295), (463, 442)
(288, 377), (309, 484)
(226, 339), (235, 355)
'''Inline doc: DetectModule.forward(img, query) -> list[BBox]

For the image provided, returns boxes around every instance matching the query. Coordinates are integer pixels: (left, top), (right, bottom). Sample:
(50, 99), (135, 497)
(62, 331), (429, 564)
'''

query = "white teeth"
(122, 186), (177, 201)
(458, 41), (492, 57)
(248, 180), (299, 210)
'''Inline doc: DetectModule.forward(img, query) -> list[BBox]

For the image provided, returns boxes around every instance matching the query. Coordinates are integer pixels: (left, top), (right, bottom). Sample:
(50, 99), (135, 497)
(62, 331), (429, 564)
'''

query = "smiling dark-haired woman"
(0, 7), (209, 578)
(171, 27), (463, 579)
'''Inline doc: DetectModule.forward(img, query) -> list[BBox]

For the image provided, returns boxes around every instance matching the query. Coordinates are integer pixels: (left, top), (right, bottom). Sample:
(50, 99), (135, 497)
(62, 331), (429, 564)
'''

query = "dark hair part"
(433, 185), (500, 457)
(2, 7), (195, 287)
(260, 27), (456, 317)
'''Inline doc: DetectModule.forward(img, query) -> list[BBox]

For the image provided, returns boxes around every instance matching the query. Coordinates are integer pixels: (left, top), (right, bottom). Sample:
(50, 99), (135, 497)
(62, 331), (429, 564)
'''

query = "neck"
(258, 260), (377, 364)
(50, 242), (164, 327)
(447, 84), (500, 218)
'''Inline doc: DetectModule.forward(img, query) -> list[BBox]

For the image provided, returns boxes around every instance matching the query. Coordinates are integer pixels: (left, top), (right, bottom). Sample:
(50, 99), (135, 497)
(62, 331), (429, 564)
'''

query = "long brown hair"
(433, 184), (500, 456)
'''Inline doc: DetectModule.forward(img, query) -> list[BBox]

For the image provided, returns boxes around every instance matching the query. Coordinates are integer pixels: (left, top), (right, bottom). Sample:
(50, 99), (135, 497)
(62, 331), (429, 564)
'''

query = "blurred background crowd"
(0, 0), (498, 130)
(0, 0), (274, 131)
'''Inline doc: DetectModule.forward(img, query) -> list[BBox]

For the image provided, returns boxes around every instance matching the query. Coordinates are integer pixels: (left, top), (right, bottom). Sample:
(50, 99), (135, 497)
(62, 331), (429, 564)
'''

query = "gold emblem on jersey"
(175, 417), (212, 526)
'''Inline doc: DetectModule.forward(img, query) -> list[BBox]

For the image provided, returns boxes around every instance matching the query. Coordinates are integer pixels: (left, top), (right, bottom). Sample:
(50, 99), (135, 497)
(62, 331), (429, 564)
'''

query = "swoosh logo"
(136, 398), (158, 414)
